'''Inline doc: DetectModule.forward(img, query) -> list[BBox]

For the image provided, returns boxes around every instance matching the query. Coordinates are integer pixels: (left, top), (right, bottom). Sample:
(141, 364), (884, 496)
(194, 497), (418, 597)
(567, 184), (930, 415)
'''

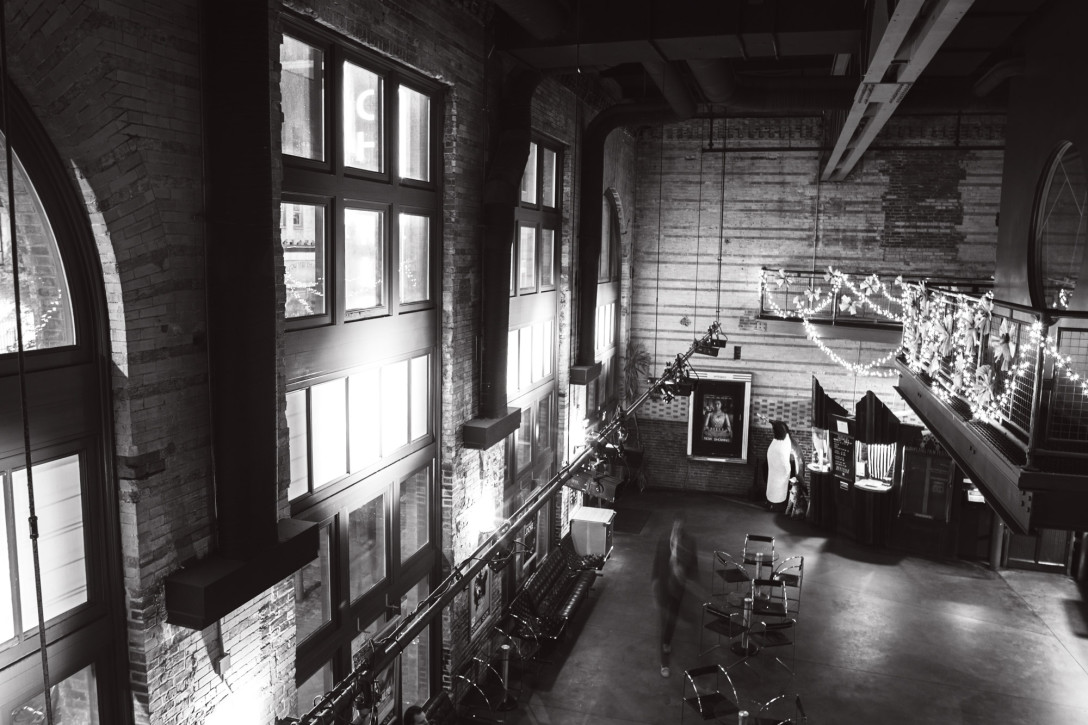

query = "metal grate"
(999, 318), (1035, 434)
(1048, 328), (1088, 442)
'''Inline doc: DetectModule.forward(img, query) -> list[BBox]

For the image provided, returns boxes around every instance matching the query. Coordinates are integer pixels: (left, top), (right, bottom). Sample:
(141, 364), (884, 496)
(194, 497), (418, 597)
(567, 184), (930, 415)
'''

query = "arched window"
(0, 91), (122, 721)
(1033, 142), (1088, 309)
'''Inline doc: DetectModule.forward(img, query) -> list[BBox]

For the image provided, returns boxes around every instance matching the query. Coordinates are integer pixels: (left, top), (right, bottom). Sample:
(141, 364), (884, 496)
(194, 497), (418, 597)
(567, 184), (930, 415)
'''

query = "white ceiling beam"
(822, 0), (975, 181)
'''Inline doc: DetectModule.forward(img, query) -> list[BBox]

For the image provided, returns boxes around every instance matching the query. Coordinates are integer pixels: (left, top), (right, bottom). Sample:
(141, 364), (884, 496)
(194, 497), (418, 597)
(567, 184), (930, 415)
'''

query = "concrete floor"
(497, 489), (1088, 724)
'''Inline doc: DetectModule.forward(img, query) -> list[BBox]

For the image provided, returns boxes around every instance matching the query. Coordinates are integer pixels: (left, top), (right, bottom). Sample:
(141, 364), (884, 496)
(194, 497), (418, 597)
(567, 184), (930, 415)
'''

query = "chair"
(699, 601), (749, 656)
(772, 555), (804, 615)
(680, 664), (743, 723)
(746, 612), (798, 676)
(742, 534), (777, 581)
(749, 578), (789, 620)
(753, 694), (807, 724)
(711, 550), (751, 607)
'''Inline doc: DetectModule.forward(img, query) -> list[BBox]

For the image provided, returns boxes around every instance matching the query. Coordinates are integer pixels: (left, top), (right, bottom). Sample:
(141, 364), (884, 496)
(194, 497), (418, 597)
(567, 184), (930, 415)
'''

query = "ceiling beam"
(822, 0), (975, 182)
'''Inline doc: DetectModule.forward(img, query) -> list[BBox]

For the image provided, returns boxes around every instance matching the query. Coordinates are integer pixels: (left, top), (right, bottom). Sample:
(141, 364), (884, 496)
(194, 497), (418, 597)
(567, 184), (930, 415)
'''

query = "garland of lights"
(759, 267), (904, 377)
(763, 267), (1088, 414)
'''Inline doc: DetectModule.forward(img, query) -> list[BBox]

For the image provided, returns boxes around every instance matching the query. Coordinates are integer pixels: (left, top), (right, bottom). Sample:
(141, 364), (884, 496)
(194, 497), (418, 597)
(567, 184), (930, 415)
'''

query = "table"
(742, 550), (779, 582)
(728, 594), (758, 657)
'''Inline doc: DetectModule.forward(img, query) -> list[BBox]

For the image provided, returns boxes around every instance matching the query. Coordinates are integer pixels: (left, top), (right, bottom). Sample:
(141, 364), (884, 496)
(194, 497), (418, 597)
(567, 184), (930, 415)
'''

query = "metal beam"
(822, 0), (975, 181)
(296, 323), (724, 725)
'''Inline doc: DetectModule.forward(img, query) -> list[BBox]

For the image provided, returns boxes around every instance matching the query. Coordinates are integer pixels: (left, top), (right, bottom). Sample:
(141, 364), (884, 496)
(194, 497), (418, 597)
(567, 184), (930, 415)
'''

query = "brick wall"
(629, 115), (1003, 494)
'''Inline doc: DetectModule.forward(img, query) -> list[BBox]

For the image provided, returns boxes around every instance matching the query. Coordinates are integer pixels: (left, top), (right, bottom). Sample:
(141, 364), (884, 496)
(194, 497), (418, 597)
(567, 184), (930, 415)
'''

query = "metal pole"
(297, 323), (721, 724)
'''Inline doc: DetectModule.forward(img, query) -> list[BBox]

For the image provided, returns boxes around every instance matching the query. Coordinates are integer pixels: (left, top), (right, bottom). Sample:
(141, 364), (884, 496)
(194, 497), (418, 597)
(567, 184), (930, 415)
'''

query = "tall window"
(280, 19), (441, 718)
(593, 190), (623, 413)
(504, 137), (562, 611)
(0, 106), (122, 718)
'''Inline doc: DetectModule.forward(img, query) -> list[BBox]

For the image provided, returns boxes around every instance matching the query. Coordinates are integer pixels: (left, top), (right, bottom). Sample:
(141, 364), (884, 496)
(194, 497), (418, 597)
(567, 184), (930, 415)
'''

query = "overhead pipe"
(973, 57), (1026, 97)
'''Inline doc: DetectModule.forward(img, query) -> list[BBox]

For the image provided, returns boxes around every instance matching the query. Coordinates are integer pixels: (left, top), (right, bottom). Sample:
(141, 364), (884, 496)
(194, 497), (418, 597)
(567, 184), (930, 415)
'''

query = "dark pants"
(657, 590), (684, 666)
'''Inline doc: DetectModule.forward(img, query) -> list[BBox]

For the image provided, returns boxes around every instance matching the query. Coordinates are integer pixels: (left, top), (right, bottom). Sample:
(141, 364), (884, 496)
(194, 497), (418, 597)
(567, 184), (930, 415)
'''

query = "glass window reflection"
(349, 492), (386, 601)
(343, 62), (383, 171)
(345, 208), (384, 311)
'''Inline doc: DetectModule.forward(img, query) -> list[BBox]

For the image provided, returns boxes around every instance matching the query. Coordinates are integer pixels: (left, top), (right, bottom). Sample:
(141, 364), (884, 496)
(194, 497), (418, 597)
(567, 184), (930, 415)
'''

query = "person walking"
(651, 512), (699, 677)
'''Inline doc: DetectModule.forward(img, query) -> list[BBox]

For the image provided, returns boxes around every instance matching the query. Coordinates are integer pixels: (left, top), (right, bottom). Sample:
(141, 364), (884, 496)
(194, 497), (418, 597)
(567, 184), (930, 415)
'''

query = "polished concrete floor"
(498, 489), (1088, 724)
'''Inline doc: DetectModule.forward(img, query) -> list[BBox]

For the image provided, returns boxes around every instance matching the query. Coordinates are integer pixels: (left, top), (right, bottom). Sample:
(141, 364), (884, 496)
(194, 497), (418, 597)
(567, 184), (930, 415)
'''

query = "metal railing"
(759, 267), (992, 330)
(899, 283), (1088, 469)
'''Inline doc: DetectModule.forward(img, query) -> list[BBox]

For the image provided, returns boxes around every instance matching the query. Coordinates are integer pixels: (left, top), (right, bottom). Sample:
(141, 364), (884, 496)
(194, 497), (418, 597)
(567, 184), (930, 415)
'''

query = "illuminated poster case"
(687, 371), (753, 463)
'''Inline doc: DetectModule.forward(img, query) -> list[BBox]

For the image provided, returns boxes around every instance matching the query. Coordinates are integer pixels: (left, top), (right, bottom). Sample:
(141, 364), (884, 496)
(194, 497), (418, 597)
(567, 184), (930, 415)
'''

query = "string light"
(759, 267), (901, 377)
(763, 267), (1088, 412)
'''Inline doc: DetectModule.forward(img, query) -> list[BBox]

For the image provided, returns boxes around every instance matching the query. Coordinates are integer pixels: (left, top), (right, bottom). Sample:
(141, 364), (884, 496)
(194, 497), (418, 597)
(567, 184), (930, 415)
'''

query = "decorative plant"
(624, 337), (653, 403)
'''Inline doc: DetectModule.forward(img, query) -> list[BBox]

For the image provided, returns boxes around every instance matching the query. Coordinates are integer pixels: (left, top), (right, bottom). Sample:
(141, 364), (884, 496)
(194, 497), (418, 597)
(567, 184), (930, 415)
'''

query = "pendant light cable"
(715, 116), (727, 320)
(0, 0), (55, 720)
(653, 124), (664, 365)
(694, 119), (705, 337)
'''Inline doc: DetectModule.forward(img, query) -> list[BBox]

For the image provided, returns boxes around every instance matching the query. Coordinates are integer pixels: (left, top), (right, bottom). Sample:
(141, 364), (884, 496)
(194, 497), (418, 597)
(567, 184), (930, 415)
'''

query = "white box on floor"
(569, 507), (616, 558)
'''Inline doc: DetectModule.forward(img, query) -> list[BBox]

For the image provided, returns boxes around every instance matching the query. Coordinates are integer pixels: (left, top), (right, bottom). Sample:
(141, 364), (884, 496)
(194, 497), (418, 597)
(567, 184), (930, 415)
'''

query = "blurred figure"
(651, 512), (699, 677)
(402, 705), (428, 725)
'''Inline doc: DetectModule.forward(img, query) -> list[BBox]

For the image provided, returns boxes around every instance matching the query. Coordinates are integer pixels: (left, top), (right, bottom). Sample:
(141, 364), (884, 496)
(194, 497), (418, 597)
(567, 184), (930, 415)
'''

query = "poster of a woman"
(687, 372), (752, 462)
(702, 396), (734, 442)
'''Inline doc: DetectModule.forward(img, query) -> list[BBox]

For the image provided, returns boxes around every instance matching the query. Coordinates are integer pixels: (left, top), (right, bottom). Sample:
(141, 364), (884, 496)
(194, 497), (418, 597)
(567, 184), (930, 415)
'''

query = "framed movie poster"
(687, 372), (753, 462)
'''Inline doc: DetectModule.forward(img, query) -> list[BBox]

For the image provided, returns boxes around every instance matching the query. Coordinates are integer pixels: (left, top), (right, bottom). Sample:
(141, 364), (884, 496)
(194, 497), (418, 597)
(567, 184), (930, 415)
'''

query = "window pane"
(287, 390), (309, 499)
(0, 140), (76, 353)
(398, 86), (430, 181)
(540, 228), (555, 288)
(518, 226), (536, 291)
(531, 323), (543, 383)
(349, 492), (386, 600)
(516, 408), (532, 471)
(598, 197), (611, 282)
(400, 466), (429, 562)
(281, 202), (326, 318)
(311, 378), (347, 488)
(542, 319), (553, 376)
(349, 371), (381, 471)
(345, 208), (384, 311)
(343, 61), (383, 171)
(294, 523), (332, 643)
(382, 360), (409, 454)
(295, 661), (334, 717)
(410, 354), (429, 441)
(519, 328), (532, 390)
(13, 454), (86, 630)
(400, 579), (431, 707)
(520, 142), (538, 203)
(541, 147), (556, 208)
(280, 35), (324, 161)
(536, 394), (552, 452)
(12, 664), (99, 724)
(0, 473), (10, 641)
(507, 329), (519, 396)
(399, 213), (430, 304)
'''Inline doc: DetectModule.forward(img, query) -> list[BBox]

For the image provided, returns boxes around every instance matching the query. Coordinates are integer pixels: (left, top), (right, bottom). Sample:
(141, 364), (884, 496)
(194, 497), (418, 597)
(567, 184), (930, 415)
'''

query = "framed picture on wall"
(687, 372), (753, 462)
(470, 566), (491, 631)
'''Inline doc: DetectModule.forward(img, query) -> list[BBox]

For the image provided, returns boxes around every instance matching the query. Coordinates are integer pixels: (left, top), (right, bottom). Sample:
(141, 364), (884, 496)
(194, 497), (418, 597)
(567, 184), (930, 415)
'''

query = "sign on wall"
(687, 371), (753, 462)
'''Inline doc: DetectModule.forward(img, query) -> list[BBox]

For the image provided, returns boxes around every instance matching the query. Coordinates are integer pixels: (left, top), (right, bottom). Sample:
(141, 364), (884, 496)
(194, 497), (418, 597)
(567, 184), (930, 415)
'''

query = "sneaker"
(660, 666), (670, 677)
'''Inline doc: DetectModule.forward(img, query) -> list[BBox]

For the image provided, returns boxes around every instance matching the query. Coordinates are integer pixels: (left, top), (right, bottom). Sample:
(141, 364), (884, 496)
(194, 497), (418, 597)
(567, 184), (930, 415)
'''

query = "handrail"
(295, 322), (724, 724)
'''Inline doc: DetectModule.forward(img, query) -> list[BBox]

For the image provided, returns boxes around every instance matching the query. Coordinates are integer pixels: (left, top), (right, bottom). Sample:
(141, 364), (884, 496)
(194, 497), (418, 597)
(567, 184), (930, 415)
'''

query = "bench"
(505, 533), (598, 643)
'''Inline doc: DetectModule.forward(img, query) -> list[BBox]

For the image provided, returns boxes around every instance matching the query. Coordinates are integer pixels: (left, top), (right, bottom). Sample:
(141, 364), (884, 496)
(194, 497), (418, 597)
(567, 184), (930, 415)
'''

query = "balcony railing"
(758, 267), (992, 332)
(898, 283), (1088, 472)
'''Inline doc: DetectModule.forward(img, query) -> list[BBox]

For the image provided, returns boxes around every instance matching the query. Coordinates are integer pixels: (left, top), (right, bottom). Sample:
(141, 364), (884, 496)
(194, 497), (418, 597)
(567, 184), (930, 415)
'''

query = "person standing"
(652, 513), (699, 677)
